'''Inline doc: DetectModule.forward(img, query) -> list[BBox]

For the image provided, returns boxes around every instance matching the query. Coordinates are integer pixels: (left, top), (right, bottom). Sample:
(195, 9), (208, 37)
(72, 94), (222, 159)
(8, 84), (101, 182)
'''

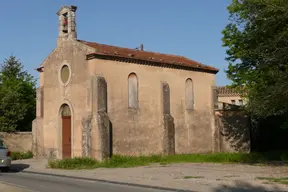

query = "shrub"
(48, 157), (100, 169)
(11, 151), (33, 160)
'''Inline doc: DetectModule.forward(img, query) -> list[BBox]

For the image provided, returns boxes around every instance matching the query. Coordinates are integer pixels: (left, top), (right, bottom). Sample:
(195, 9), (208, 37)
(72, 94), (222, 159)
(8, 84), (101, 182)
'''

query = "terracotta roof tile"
(216, 86), (242, 96)
(79, 40), (219, 73)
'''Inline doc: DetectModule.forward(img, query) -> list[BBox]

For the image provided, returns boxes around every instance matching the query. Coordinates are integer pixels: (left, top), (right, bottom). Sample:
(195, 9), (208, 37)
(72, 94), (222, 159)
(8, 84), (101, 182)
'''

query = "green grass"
(183, 176), (204, 179)
(223, 174), (239, 178)
(257, 177), (288, 185)
(48, 151), (288, 170)
(11, 151), (33, 160)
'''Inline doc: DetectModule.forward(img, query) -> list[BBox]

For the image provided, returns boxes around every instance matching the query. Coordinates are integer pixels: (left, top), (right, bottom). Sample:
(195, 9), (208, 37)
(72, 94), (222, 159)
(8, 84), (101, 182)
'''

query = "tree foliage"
(222, 0), (288, 118)
(0, 56), (36, 132)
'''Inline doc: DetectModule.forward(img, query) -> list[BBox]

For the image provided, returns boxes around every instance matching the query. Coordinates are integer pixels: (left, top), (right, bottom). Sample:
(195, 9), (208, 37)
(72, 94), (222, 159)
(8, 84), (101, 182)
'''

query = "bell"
(63, 19), (68, 26)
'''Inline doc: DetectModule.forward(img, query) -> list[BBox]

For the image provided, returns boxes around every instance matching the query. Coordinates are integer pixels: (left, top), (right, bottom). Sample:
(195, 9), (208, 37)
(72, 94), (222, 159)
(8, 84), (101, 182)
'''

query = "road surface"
(0, 172), (173, 192)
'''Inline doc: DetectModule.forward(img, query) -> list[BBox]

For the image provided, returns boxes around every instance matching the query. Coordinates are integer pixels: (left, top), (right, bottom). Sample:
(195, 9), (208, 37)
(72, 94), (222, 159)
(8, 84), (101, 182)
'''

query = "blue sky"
(0, 0), (231, 86)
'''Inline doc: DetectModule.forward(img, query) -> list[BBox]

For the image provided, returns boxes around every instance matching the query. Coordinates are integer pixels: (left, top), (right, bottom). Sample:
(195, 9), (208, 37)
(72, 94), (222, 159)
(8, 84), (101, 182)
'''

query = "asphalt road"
(0, 172), (172, 192)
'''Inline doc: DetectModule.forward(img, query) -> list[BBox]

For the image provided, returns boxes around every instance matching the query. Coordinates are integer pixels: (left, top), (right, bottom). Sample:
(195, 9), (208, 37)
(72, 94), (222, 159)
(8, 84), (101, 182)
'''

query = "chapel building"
(32, 5), (219, 160)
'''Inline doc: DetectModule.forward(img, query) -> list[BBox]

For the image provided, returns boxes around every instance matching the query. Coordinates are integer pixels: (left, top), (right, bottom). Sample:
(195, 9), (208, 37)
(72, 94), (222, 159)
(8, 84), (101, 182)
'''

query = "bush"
(11, 151), (33, 160)
(48, 151), (288, 170)
(48, 157), (100, 169)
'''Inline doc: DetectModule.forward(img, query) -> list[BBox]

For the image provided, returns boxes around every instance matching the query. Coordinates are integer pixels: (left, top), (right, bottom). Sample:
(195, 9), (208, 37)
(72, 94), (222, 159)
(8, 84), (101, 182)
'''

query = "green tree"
(222, 0), (288, 118)
(0, 56), (36, 132)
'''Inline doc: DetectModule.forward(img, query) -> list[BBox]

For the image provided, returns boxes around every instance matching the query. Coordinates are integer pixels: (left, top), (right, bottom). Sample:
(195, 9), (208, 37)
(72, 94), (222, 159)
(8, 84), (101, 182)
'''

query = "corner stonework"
(82, 114), (92, 157)
(90, 76), (112, 161)
(32, 87), (44, 157)
(161, 82), (175, 155)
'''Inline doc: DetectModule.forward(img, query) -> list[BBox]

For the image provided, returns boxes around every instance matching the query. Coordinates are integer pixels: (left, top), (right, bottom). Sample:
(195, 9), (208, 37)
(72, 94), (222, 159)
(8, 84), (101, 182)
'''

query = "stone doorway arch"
(61, 104), (71, 158)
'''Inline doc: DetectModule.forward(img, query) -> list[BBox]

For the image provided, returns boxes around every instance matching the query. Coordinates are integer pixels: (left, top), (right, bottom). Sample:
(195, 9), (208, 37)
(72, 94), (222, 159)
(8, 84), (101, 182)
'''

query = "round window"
(60, 65), (70, 84)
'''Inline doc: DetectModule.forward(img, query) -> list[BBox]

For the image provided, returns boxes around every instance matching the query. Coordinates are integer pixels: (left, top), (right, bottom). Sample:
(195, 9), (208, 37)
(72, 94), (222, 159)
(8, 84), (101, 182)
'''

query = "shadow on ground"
(8, 164), (30, 173)
(213, 181), (285, 192)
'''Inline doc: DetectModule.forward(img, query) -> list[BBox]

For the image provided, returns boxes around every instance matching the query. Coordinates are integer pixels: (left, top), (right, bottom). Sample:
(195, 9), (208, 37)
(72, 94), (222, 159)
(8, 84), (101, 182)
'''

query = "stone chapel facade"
(32, 5), (219, 160)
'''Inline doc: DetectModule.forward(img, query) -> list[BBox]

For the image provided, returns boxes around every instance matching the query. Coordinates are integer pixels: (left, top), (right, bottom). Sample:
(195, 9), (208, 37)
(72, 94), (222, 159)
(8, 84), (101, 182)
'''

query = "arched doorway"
(61, 104), (71, 158)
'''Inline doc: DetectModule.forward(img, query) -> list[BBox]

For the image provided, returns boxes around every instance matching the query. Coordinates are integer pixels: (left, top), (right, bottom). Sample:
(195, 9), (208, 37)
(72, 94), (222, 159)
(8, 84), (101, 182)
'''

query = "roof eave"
(86, 53), (219, 74)
(35, 66), (44, 72)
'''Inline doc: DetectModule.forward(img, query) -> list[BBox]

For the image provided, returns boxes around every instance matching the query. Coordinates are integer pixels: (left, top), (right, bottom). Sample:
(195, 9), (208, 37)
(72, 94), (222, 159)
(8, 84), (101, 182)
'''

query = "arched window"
(162, 82), (170, 114)
(128, 73), (138, 108)
(185, 78), (194, 110)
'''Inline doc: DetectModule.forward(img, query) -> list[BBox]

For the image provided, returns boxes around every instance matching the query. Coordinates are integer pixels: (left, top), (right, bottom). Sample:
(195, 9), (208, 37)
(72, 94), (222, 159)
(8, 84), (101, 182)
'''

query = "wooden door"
(62, 116), (71, 158)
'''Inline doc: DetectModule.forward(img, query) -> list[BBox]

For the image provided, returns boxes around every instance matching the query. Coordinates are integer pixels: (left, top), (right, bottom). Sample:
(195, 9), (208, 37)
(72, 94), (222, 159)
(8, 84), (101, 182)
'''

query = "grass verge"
(257, 177), (288, 185)
(11, 151), (33, 160)
(183, 176), (204, 179)
(48, 151), (288, 170)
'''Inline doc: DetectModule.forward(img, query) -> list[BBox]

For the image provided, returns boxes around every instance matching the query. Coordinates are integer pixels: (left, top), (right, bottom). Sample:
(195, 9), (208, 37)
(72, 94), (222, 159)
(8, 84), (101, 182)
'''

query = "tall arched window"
(128, 73), (138, 108)
(185, 78), (194, 110)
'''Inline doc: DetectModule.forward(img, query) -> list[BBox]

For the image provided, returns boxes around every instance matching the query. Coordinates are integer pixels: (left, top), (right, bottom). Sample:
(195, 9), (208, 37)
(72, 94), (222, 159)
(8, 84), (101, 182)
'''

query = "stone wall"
(0, 132), (32, 152)
(214, 109), (251, 153)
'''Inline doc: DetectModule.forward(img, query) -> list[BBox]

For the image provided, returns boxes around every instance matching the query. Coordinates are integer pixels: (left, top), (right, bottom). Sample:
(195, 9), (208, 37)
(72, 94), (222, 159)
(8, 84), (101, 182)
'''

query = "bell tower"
(57, 5), (77, 43)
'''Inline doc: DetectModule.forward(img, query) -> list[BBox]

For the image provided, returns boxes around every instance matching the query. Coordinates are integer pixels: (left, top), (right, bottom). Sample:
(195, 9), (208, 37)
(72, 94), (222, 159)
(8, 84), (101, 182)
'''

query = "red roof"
(216, 86), (242, 96)
(80, 40), (219, 73)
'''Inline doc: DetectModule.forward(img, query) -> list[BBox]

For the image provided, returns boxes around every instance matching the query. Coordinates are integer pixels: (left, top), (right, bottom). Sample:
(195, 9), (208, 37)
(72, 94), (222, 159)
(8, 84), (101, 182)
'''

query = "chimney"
(140, 44), (144, 51)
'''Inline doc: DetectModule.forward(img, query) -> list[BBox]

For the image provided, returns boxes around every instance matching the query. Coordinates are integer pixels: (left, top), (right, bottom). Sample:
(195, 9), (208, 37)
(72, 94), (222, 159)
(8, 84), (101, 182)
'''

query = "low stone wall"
(214, 110), (251, 153)
(0, 132), (32, 152)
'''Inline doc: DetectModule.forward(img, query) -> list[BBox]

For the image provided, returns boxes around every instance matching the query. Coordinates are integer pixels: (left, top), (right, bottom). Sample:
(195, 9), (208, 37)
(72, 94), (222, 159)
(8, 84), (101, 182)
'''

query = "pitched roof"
(216, 86), (242, 97)
(80, 40), (219, 74)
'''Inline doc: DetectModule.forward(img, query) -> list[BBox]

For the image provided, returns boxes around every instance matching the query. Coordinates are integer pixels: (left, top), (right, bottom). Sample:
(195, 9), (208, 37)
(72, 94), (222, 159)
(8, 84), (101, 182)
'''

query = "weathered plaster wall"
(36, 40), (95, 158)
(0, 132), (32, 152)
(34, 39), (216, 159)
(214, 110), (251, 153)
(218, 96), (247, 106)
(88, 58), (216, 156)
